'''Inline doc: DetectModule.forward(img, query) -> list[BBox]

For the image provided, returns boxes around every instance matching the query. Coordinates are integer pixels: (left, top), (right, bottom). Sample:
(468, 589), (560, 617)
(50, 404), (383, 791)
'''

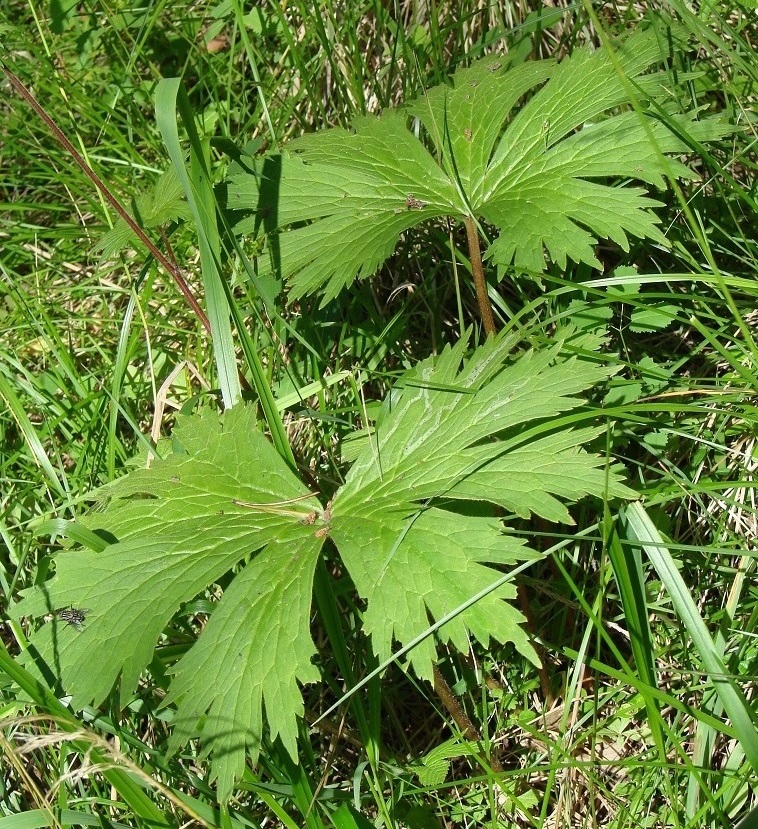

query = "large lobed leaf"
(229, 25), (729, 303)
(331, 333), (634, 679)
(13, 406), (327, 799)
(13, 335), (634, 798)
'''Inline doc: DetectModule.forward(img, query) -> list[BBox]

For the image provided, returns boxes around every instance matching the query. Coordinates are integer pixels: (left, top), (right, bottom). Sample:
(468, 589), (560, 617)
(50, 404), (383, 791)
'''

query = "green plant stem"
(464, 215), (496, 335)
(1, 63), (212, 336)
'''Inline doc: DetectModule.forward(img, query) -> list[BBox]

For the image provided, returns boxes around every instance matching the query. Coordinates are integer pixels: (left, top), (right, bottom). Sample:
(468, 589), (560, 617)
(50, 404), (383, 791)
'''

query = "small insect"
(56, 607), (90, 631)
(541, 119), (550, 152)
(404, 194), (428, 211)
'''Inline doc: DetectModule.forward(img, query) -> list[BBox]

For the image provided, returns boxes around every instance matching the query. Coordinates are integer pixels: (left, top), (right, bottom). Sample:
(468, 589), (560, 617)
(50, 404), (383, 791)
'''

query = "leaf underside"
(228, 24), (728, 304)
(14, 335), (634, 799)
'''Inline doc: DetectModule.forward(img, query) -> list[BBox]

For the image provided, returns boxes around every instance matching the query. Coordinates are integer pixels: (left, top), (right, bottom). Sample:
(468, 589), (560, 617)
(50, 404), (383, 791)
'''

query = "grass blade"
(606, 518), (665, 753)
(622, 501), (758, 774)
(0, 369), (66, 500)
(0, 642), (172, 828)
(155, 79), (294, 466)
(155, 78), (241, 409)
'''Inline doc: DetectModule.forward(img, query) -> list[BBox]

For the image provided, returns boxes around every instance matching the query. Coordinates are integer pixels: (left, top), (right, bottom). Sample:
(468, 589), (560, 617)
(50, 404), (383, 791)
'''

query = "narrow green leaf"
(0, 810), (135, 829)
(155, 79), (294, 466)
(33, 518), (108, 552)
(218, 261), (296, 468)
(0, 368), (67, 499)
(622, 501), (758, 774)
(330, 805), (376, 829)
(155, 78), (241, 408)
(0, 642), (172, 828)
(606, 521), (666, 756)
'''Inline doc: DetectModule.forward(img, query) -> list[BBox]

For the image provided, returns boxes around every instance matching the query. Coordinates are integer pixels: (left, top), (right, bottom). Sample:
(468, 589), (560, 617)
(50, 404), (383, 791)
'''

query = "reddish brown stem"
(517, 584), (553, 705)
(464, 215), (496, 336)
(2, 64), (212, 336)
(433, 665), (503, 773)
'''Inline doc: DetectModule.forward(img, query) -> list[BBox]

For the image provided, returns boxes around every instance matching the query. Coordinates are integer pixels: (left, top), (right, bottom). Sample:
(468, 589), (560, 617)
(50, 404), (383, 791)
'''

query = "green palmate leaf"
(228, 25), (728, 303)
(13, 334), (634, 799)
(13, 405), (327, 799)
(97, 167), (191, 259)
(413, 737), (480, 786)
(331, 334), (634, 678)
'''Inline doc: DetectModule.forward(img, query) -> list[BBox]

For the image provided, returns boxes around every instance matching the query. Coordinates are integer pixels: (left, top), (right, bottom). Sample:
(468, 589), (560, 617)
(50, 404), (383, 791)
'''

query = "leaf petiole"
(231, 491), (320, 519)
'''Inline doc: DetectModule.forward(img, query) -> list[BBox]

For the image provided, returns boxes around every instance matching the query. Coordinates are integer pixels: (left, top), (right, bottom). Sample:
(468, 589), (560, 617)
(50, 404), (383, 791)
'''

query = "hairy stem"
(433, 665), (503, 773)
(464, 215), (496, 336)
(2, 64), (212, 336)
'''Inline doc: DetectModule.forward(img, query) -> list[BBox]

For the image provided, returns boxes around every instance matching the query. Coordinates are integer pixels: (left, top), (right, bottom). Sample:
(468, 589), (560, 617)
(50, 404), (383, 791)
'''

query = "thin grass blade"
(155, 78), (240, 409)
(622, 501), (758, 774)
